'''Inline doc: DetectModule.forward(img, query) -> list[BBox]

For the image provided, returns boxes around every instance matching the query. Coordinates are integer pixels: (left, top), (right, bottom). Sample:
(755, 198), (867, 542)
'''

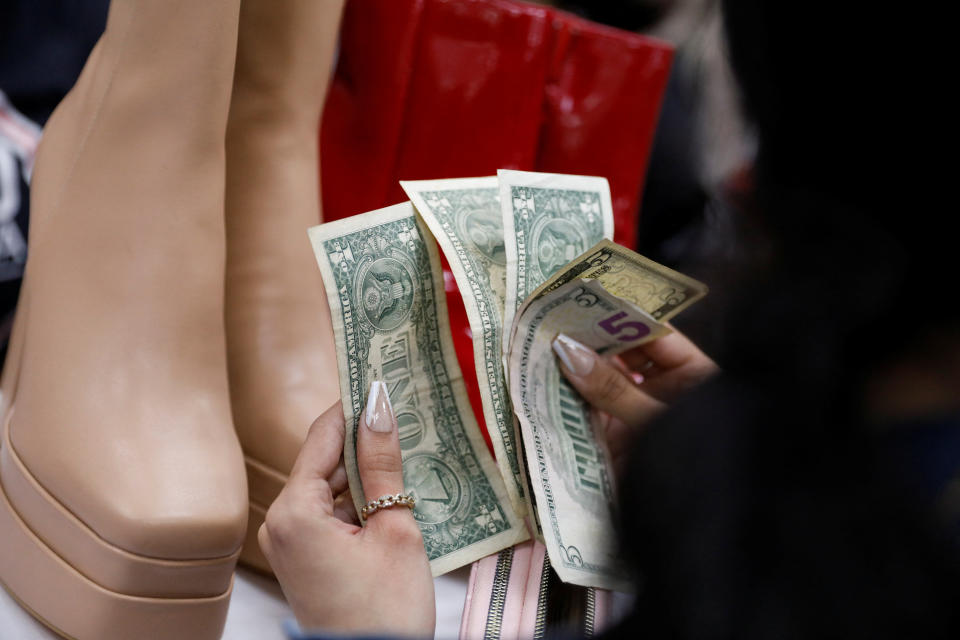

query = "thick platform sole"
(0, 471), (233, 640)
(1, 408), (239, 598)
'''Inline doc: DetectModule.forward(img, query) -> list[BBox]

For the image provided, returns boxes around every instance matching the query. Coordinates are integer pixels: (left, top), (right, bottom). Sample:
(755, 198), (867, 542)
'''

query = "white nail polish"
(364, 381), (394, 433)
(552, 334), (597, 376)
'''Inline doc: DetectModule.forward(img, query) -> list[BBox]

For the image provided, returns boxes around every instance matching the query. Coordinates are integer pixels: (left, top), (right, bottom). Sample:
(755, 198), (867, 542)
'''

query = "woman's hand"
(259, 383), (435, 637)
(552, 330), (718, 475)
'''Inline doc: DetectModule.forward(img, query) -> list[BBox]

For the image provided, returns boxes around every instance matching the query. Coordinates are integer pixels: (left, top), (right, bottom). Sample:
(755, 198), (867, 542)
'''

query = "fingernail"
(552, 334), (597, 376)
(364, 381), (394, 433)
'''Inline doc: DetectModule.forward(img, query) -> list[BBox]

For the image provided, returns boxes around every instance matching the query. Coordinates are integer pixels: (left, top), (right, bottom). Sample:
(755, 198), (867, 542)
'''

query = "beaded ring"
(360, 493), (416, 521)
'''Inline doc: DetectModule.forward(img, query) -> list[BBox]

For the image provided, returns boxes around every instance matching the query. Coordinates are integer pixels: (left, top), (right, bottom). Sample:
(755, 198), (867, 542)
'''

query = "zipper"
(483, 547), (514, 640)
(583, 587), (597, 637)
(532, 553), (553, 639)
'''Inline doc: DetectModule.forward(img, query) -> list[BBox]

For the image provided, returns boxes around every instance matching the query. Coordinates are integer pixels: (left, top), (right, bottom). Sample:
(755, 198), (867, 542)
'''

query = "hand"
(552, 330), (718, 475)
(258, 383), (435, 637)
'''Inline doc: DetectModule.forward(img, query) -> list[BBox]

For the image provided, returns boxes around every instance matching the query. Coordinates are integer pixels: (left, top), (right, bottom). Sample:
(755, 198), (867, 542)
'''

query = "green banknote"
(509, 279), (671, 592)
(401, 177), (528, 517)
(499, 170), (615, 360)
(308, 203), (527, 575)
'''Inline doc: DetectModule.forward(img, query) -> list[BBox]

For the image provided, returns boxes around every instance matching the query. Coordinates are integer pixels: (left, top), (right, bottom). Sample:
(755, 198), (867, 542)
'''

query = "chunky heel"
(0, 472), (233, 640)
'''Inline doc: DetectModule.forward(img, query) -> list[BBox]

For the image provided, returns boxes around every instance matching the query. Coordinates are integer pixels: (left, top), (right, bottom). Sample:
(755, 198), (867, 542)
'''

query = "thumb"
(357, 381), (411, 529)
(552, 333), (667, 427)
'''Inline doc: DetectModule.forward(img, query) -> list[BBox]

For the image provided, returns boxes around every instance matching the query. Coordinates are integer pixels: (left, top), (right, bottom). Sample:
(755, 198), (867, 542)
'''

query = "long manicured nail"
(364, 381), (394, 432)
(552, 334), (597, 376)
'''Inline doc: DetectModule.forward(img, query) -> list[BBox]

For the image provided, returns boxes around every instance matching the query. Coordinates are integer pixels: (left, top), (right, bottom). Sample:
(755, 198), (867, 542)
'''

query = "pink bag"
(460, 541), (613, 639)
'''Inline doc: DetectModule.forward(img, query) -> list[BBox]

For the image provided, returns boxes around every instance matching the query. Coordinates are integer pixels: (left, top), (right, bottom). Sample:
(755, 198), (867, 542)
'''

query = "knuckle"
(590, 366), (631, 407)
(669, 364), (717, 397)
(263, 503), (296, 546)
(693, 360), (720, 383)
(361, 448), (401, 476)
(305, 418), (324, 441)
(256, 523), (273, 558)
(309, 409), (345, 441)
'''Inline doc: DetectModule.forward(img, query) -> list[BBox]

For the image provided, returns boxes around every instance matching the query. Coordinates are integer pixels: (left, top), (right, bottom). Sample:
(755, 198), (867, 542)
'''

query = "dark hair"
(608, 2), (960, 637)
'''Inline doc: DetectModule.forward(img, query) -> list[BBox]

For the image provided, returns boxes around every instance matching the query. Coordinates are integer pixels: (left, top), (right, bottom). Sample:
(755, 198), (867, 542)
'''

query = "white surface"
(0, 566), (469, 639)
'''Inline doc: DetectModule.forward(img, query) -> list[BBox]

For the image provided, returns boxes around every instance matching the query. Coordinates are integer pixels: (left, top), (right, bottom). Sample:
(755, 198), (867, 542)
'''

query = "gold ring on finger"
(360, 493), (416, 521)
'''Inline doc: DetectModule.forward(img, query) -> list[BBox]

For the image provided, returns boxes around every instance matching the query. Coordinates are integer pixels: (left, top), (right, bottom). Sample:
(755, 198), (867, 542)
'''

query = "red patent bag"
(320, 0), (672, 445)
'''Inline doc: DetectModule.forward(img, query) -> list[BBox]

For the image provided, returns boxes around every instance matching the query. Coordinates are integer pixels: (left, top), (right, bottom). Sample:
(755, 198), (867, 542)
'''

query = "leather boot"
(0, 1), (248, 638)
(225, 0), (345, 573)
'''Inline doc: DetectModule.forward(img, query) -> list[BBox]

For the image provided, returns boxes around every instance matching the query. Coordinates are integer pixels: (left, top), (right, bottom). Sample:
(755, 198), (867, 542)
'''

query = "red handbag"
(320, 0), (672, 444)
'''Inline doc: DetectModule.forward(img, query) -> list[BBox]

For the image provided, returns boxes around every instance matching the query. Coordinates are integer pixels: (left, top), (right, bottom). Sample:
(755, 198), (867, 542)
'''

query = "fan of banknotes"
(308, 171), (707, 594)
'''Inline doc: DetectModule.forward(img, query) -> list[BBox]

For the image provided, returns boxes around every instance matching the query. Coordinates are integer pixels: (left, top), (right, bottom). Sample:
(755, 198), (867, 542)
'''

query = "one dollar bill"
(500, 170), (615, 362)
(308, 202), (527, 575)
(401, 177), (528, 517)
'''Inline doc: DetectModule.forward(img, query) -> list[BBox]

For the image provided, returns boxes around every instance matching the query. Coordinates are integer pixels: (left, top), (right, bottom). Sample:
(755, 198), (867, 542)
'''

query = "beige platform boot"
(224, 0), (345, 573)
(0, 1), (248, 638)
